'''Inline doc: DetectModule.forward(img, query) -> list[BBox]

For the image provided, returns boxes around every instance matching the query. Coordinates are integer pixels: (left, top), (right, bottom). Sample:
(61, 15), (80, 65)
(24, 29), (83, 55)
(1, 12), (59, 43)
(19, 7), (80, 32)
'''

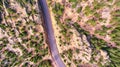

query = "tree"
(30, 54), (42, 63)
(102, 47), (120, 67)
(52, 3), (64, 17)
(38, 60), (52, 67)
(16, 0), (26, 8)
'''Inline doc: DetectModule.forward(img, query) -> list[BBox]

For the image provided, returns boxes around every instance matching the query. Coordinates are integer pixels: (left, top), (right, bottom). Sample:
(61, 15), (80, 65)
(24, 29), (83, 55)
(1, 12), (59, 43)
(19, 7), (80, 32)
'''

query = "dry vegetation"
(0, 0), (120, 67)
(49, 0), (120, 67)
(0, 0), (52, 67)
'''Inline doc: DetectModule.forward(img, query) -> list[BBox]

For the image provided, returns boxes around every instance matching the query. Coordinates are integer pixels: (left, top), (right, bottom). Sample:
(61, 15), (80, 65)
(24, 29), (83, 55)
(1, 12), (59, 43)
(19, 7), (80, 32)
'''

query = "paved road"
(38, 0), (65, 67)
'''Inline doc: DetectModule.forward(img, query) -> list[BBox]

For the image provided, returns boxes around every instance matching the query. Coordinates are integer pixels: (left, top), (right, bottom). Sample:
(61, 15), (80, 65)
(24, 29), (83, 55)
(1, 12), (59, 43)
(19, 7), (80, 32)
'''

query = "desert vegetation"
(49, 0), (120, 67)
(0, 0), (120, 67)
(0, 0), (52, 67)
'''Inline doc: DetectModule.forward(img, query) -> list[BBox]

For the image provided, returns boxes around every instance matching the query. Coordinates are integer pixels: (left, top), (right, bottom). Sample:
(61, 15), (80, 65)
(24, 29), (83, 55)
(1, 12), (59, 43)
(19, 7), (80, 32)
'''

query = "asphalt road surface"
(38, 0), (65, 67)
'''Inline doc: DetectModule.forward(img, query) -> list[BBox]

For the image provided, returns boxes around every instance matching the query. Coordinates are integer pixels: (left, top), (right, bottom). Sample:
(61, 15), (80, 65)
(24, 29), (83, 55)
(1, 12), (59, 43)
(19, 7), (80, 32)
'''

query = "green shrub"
(7, 8), (16, 14)
(107, 0), (113, 3)
(93, 1), (105, 10)
(110, 26), (120, 45)
(38, 60), (52, 67)
(84, 6), (94, 16)
(69, 0), (77, 2)
(30, 54), (42, 63)
(102, 47), (120, 66)
(90, 36), (107, 50)
(87, 19), (96, 26)
(67, 49), (73, 60)
(77, 7), (82, 13)
(73, 22), (89, 35)
(5, 50), (17, 58)
(0, 24), (6, 30)
(72, 2), (77, 8)
(115, 1), (120, 6)
(52, 3), (64, 17)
